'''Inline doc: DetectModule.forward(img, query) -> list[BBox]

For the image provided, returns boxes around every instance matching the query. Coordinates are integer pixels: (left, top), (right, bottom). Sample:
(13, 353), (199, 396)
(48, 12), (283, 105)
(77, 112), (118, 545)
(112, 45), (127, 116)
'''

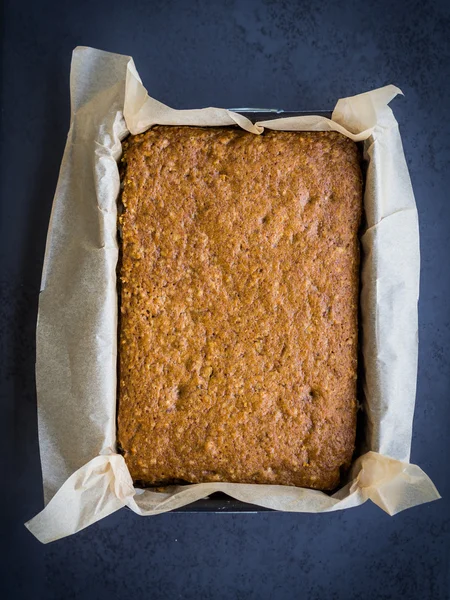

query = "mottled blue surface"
(1, 0), (449, 598)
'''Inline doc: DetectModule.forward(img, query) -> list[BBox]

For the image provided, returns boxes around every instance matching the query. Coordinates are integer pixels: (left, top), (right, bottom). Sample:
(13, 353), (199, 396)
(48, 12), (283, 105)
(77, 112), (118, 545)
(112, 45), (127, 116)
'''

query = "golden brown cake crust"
(118, 126), (362, 490)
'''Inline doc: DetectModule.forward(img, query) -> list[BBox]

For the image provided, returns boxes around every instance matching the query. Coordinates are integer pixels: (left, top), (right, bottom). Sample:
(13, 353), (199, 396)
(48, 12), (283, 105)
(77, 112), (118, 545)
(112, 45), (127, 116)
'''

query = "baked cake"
(117, 126), (362, 490)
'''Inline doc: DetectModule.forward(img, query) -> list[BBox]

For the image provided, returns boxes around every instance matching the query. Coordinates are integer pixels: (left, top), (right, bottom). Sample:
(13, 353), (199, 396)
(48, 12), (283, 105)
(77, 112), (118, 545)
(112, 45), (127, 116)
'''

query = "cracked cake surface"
(117, 125), (362, 490)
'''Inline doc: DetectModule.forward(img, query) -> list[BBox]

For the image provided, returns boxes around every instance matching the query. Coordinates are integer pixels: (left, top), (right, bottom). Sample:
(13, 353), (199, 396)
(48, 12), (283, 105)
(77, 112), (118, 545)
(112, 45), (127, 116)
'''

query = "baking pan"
(176, 109), (333, 513)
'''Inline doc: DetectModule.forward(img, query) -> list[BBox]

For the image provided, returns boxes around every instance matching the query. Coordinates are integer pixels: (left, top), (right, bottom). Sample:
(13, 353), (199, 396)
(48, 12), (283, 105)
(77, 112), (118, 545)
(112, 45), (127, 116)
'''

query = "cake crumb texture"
(118, 125), (362, 490)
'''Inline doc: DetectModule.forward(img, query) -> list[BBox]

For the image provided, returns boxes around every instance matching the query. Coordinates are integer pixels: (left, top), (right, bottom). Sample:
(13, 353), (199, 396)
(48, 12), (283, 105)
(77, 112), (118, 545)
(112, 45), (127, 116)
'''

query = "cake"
(117, 125), (362, 490)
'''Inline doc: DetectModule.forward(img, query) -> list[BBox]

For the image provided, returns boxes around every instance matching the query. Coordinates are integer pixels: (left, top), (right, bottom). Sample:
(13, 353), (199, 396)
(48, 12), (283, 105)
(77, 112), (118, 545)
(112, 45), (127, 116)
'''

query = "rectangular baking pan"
(175, 109), (333, 513)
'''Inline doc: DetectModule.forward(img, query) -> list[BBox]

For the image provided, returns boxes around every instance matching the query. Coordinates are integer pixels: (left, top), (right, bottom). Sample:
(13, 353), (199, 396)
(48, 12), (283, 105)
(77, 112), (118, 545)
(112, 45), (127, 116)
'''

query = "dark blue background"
(1, 1), (449, 598)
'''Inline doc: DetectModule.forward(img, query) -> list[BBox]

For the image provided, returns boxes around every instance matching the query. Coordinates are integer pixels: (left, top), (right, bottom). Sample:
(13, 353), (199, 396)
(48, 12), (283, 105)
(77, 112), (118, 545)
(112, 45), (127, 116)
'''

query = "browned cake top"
(118, 125), (362, 490)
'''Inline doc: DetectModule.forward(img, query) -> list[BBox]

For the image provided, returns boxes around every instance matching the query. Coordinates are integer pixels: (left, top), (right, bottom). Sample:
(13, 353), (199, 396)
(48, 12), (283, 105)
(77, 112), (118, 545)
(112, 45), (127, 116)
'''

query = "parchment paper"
(26, 47), (440, 544)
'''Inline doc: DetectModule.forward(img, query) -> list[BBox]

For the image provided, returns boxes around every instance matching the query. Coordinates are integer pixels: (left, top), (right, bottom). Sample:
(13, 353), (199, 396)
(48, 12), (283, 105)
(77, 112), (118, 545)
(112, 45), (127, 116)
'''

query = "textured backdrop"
(1, 0), (449, 598)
